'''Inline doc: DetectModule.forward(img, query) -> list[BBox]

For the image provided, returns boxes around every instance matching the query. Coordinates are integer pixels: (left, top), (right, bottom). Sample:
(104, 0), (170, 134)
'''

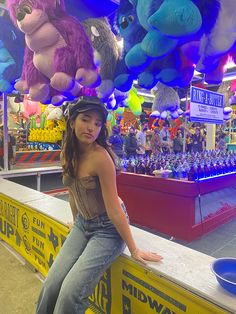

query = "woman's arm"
(95, 149), (163, 264)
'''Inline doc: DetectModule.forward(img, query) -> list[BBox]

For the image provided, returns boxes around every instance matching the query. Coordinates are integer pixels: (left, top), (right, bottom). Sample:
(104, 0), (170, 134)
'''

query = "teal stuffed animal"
(0, 10), (24, 93)
(125, 0), (202, 70)
(114, 0), (195, 91)
(0, 40), (15, 93)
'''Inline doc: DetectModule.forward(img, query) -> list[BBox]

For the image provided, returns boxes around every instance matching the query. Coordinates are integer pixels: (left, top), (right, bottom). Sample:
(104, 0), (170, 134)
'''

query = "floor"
(0, 241), (43, 314)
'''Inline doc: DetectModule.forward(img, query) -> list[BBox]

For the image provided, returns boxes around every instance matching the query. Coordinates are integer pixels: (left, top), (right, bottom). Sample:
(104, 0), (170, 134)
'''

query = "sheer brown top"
(63, 174), (107, 219)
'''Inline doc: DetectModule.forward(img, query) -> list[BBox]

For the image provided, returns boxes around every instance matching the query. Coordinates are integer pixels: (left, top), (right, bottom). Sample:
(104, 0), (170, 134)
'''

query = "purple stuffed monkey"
(7, 0), (100, 105)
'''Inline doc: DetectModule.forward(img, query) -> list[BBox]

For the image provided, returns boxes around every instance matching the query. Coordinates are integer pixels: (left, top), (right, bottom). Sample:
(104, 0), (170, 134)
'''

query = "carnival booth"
(117, 171), (236, 242)
(1, 0), (236, 312)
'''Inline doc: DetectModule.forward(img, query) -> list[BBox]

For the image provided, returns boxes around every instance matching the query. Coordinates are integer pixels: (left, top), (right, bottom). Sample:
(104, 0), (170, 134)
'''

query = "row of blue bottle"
(120, 150), (236, 181)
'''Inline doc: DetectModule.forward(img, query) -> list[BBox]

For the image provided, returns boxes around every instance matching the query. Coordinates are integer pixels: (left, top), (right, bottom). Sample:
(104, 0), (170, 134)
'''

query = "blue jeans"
(36, 212), (126, 314)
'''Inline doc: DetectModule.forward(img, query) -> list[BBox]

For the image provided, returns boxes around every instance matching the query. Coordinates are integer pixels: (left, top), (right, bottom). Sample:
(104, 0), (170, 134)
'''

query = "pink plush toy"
(22, 95), (41, 120)
(7, 0), (100, 105)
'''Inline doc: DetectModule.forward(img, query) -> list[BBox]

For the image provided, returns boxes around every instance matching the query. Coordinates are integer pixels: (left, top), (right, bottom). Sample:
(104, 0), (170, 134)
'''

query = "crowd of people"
(0, 120), (230, 170)
(108, 122), (229, 159)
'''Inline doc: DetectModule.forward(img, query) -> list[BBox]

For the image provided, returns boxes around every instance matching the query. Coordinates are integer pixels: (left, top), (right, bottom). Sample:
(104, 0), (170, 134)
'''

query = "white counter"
(0, 178), (235, 313)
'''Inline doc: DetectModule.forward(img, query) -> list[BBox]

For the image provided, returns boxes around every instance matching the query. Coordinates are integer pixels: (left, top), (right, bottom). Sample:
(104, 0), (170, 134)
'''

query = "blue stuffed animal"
(124, 0), (202, 72)
(114, 0), (195, 91)
(113, 0), (148, 92)
(125, 0), (222, 69)
(0, 9), (24, 93)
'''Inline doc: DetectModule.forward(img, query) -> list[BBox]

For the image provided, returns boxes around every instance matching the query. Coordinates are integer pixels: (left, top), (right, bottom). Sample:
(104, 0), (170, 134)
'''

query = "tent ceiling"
(66, 0), (119, 21)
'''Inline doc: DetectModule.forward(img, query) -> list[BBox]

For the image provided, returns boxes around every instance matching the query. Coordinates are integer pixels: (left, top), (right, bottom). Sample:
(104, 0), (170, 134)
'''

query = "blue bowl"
(211, 258), (236, 295)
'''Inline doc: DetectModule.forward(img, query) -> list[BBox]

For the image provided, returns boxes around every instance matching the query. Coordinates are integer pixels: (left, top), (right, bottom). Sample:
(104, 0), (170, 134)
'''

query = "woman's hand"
(131, 248), (163, 265)
(66, 222), (74, 231)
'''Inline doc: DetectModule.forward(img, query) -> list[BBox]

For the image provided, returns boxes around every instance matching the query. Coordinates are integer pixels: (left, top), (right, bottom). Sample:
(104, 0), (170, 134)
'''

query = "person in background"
(190, 126), (205, 153)
(160, 121), (172, 153)
(9, 131), (16, 165)
(150, 127), (162, 155)
(36, 97), (162, 314)
(124, 126), (138, 158)
(108, 125), (124, 158)
(136, 124), (148, 156)
(173, 129), (184, 154)
(0, 126), (13, 169)
(216, 133), (227, 150)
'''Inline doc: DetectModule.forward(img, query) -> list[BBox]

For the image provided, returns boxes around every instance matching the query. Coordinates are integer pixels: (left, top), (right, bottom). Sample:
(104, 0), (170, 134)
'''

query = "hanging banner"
(190, 86), (224, 124)
(0, 193), (69, 277)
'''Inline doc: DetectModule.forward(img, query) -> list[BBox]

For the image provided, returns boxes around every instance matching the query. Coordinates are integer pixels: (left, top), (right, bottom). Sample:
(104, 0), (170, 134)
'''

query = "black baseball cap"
(68, 96), (108, 122)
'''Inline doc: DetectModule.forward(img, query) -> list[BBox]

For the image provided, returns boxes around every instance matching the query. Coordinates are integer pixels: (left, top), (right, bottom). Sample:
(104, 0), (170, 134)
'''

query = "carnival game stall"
(117, 171), (236, 242)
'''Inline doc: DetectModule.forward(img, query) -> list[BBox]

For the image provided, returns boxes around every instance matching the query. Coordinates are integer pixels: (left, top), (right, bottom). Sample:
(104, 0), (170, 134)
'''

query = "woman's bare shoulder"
(92, 145), (111, 162)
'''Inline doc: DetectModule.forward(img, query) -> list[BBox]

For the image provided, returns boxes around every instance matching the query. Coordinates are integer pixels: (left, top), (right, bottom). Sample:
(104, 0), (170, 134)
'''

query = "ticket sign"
(190, 86), (224, 124)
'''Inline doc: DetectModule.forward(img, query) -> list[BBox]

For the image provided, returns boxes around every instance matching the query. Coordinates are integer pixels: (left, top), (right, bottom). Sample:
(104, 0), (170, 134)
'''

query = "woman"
(36, 97), (162, 314)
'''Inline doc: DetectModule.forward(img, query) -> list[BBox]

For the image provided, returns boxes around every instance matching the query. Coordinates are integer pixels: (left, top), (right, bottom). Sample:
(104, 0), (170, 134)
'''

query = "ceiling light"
(181, 97), (191, 101)
(222, 75), (236, 82)
(137, 92), (155, 98)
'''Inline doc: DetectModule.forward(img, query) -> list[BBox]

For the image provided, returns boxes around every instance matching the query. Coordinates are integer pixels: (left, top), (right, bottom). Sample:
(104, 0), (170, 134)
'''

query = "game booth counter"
(0, 179), (236, 314)
(117, 172), (236, 242)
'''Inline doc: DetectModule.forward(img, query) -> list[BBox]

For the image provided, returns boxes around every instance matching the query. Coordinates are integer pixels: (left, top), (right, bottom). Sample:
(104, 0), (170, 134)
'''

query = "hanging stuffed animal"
(7, 0), (101, 105)
(113, 0), (147, 92)
(151, 82), (181, 119)
(82, 17), (119, 101)
(114, 0), (196, 92)
(196, 0), (236, 75)
(125, 0), (202, 71)
(0, 8), (24, 93)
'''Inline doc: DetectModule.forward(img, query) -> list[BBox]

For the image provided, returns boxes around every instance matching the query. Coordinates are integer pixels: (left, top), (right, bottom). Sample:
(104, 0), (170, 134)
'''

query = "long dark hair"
(61, 113), (118, 178)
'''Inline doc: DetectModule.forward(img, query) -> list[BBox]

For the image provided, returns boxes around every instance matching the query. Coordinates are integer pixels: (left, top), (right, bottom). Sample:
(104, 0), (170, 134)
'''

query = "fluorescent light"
(137, 92), (155, 98)
(197, 171), (236, 181)
(181, 97), (190, 101)
(194, 70), (201, 76)
(223, 75), (236, 82)
(225, 59), (236, 70)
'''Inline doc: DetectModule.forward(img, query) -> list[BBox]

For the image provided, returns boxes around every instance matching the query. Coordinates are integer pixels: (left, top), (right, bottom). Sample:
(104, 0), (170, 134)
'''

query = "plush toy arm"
(20, 46), (33, 82)
(15, 46), (49, 95)
(114, 57), (135, 92)
(21, 46), (48, 85)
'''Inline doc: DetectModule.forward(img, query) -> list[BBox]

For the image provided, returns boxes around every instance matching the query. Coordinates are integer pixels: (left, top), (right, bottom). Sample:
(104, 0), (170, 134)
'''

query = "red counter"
(117, 172), (236, 242)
